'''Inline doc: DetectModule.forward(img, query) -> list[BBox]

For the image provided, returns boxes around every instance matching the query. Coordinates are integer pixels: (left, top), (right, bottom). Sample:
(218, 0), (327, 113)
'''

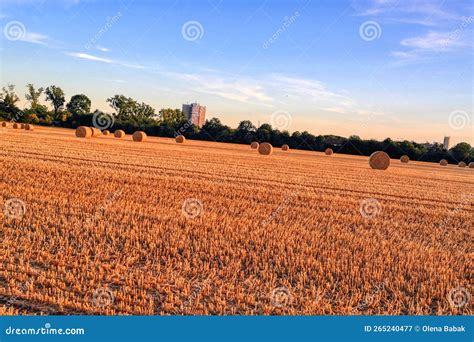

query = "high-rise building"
(443, 136), (450, 150)
(182, 103), (206, 127)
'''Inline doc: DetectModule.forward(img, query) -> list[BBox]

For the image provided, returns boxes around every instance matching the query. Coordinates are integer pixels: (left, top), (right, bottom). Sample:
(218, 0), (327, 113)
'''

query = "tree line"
(1, 83), (472, 163)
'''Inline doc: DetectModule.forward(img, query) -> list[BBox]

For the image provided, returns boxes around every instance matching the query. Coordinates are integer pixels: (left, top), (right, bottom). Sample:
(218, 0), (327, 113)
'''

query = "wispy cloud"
(400, 31), (468, 51)
(354, 0), (461, 26)
(95, 45), (109, 52)
(20, 32), (51, 45)
(66, 51), (144, 69)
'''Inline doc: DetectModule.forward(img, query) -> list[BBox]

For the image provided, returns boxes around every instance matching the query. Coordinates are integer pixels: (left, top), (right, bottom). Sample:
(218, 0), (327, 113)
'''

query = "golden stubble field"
(0, 126), (472, 315)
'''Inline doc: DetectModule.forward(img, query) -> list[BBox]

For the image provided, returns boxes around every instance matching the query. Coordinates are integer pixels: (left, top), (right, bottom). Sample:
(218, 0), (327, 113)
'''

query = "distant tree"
(66, 94), (91, 117)
(0, 84), (21, 120)
(450, 142), (472, 161)
(45, 85), (65, 118)
(25, 84), (44, 110)
(107, 95), (156, 122)
(160, 108), (186, 125)
(235, 120), (256, 143)
(200, 118), (231, 141)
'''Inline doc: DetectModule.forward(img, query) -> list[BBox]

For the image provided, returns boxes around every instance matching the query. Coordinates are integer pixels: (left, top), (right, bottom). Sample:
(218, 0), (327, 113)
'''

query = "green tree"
(0, 84), (21, 120)
(25, 84), (44, 110)
(159, 108), (185, 125)
(67, 94), (91, 116)
(107, 95), (156, 121)
(450, 142), (471, 161)
(45, 85), (65, 118)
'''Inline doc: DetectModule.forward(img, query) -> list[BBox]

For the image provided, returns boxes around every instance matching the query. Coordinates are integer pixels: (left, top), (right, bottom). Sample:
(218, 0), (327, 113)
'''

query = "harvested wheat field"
(0, 126), (472, 316)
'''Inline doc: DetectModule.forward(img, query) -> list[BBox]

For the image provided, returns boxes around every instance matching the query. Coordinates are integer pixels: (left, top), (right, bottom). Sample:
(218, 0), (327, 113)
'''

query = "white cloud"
(66, 51), (144, 69)
(95, 45), (109, 52)
(400, 31), (467, 51)
(20, 32), (50, 45)
(354, 0), (461, 25)
(67, 52), (113, 63)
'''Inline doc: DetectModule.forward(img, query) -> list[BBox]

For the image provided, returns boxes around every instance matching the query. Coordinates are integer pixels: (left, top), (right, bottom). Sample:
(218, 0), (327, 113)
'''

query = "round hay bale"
(114, 130), (125, 138)
(1, 122), (8, 128)
(281, 144), (289, 151)
(102, 130), (110, 136)
(90, 127), (102, 137)
(20, 123), (25, 129)
(439, 159), (448, 166)
(250, 141), (259, 149)
(458, 161), (466, 168)
(12, 123), (20, 129)
(75, 126), (92, 138)
(133, 131), (147, 142)
(469, 162), (474, 168)
(400, 155), (409, 163)
(258, 142), (273, 155)
(25, 124), (34, 131)
(175, 135), (186, 143)
(369, 151), (390, 170)
(325, 148), (333, 155)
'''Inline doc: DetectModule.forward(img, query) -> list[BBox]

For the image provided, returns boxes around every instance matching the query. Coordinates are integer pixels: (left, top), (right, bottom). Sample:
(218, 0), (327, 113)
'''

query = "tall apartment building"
(182, 103), (206, 127)
(443, 136), (450, 150)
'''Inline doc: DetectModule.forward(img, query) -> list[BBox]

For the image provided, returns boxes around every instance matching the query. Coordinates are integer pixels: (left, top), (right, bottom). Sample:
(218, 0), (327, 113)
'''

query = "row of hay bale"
(1, 122), (35, 130)
(249, 142), (474, 170)
(75, 126), (186, 143)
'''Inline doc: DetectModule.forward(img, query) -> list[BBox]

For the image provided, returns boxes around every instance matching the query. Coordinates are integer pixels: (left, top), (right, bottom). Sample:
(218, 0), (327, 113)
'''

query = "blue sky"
(0, 0), (472, 143)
